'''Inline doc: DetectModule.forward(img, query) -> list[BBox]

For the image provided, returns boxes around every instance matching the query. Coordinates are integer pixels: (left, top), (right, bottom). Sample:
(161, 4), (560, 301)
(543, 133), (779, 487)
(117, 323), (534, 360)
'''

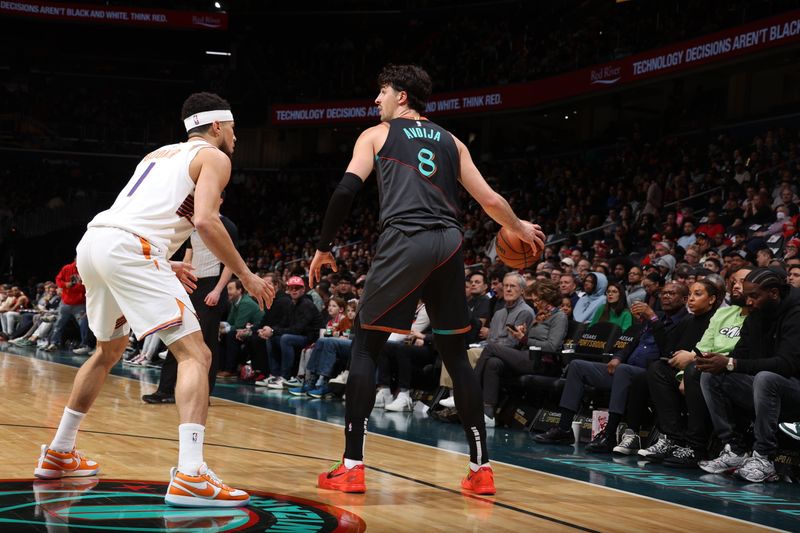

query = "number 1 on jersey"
(127, 162), (156, 197)
(417, 148), (437, 177)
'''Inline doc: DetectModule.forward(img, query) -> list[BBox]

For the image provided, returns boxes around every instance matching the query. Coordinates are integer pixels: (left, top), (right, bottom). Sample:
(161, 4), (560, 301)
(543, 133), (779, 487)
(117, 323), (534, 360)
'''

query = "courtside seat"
(561, 322), (622, 364)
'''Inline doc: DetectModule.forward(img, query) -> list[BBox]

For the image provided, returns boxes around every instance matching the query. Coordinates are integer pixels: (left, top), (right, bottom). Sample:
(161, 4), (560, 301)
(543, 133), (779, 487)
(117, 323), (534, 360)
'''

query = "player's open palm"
(309, 250), (337, 288)
(242, 272), (274, 310)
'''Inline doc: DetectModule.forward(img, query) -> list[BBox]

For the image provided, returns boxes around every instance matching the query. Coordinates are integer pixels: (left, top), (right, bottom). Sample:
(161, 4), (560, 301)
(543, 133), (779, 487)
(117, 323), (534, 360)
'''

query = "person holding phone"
(534, 282), (689, 453)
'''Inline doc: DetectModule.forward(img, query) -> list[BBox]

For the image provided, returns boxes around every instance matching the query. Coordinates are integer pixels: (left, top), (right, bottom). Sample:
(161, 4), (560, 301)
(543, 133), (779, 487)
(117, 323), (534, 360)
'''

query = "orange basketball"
(495, 226), (541, 269)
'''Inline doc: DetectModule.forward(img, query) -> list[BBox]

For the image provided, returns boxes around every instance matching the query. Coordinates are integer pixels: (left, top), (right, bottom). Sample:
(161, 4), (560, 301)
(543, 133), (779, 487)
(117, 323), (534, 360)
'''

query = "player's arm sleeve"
(316, 172), (363, 252)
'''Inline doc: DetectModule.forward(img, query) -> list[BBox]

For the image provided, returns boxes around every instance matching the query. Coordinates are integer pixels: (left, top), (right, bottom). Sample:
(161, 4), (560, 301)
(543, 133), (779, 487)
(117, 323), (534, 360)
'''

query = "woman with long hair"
(588, 282), (633, 331)
(639, 278), (722, 468)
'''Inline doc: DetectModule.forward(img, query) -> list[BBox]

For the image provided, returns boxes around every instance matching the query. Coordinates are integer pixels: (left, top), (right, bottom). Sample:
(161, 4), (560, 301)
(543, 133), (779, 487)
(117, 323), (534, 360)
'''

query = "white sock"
(469, 461), (490, 472)
(344, 458), (363, 469)
(397, 389), (409, 397)
(378, 386), (390, 394)
(50, 407), (86, 452)
(178, 423), (205, 475)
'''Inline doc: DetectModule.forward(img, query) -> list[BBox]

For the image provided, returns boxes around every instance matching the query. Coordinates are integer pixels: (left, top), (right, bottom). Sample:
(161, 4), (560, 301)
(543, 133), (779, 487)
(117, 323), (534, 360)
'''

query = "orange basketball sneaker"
(461, 466), (496, 495)
(34, 444), (100, 479)
(165, 463), (250, 507)
(317, 461), (366, 493)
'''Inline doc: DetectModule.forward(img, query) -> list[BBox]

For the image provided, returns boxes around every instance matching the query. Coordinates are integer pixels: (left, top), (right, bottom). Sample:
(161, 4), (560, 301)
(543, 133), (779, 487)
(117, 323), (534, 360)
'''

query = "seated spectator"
(375, 302), (436, 412)
(589, 282), (633, 331)
(625, 266), (646, 306)
(473, 279), (567, 427)
(560, 296), (573, 320)
(697, 210), (725, 240)
(290, 299), (356, 398)
(654, 254), (678, 279)
(330, 274), (357, 301)
(703, 257), (722, 273)
(572, 272), (607, 323)
(677, 221), (697, 250)
(642, 272), (664, 314)
(534, 282), (689, 451)
(0, 286), (29, 340)
(756, 247), (774, 267)
(789, 264), (800, 289)
(465, 271), (493, 344)
(9, 282), (60, 346)
(641, 278), (722, 467)
(218, 279), (265, 378)
(439, 272), (533, 401)
(44, 258), (87, 351)
(260, 276), (322, 389)
(560, 273), (580, 308)
(697, 268), (800, 483)
(784, 238), (800, 262)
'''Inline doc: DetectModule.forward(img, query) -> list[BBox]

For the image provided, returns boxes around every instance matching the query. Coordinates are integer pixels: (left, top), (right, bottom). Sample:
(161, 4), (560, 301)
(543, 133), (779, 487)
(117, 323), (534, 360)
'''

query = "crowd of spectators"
(3, 115), (800, 488)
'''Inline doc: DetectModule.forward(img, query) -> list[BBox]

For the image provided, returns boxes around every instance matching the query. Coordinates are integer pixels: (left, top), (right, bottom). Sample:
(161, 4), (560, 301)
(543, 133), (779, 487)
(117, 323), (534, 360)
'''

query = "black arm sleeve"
(316, 172), (363, 252)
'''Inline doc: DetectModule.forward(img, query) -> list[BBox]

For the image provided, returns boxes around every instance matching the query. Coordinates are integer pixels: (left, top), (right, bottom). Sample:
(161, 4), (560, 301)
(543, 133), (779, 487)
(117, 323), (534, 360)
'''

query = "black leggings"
(344, 319), (489, 465)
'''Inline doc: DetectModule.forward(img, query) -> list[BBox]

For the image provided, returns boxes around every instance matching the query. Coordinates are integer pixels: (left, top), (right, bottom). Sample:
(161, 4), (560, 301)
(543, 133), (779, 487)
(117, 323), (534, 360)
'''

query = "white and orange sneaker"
(34, 444), (100, 479)
(165, 463), (250, 507)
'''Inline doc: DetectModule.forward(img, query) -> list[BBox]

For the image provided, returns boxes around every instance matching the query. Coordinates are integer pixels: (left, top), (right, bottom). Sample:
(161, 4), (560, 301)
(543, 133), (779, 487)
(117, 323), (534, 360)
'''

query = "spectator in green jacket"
(589, 282), (633, 331)
(218, 279), (264, 378)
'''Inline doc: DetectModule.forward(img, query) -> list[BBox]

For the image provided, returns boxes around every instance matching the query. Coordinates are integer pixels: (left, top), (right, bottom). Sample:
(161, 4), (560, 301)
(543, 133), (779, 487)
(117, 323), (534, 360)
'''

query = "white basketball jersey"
(88, 139), (215, 258)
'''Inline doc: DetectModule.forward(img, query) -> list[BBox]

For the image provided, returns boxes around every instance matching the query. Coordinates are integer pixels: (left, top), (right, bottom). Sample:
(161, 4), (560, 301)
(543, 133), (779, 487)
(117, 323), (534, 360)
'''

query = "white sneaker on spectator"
(613, 429), (641, 455)
(284, 377), (302, 388)
(439, 396), (456, 409)
(484, 414), (496, 428)
(267, 377), (286, 390)
(699, 444), (748, 474)
(43, 343), (58, 351)
(254, 376), (273, 387)
(158, 349), (168, 360)
(72, 346), (91, 355)
(735, 451), (778, 483)
(385, 392), (413, 412)
(329, 370), (349, 384)
(374, 388), (393, 408)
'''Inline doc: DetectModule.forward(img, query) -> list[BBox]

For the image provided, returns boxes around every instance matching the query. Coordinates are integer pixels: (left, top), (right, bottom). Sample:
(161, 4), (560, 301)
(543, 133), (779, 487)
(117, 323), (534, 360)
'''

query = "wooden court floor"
(0, 351), (776, 532)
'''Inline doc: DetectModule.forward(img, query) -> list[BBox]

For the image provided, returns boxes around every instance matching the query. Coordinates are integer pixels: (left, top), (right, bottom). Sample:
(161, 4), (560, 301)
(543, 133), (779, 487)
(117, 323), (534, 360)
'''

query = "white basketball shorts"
(76, 226), (199, 344)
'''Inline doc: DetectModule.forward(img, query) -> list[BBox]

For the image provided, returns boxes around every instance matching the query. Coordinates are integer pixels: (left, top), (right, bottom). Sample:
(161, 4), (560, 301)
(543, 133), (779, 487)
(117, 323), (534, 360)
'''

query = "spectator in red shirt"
(696, 210), (726, 240)
(45, 258), (90, 351)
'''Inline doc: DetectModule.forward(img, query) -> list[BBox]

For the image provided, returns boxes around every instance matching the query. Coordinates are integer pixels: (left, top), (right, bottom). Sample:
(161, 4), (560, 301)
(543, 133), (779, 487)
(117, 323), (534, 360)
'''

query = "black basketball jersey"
(374, 118), (462, 234)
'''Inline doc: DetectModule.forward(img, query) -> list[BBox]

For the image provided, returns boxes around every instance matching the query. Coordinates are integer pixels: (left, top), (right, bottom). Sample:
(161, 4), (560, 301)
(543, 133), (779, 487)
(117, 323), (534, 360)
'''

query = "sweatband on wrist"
(184, 109), (234, 132)
(317, 172), (363, 252)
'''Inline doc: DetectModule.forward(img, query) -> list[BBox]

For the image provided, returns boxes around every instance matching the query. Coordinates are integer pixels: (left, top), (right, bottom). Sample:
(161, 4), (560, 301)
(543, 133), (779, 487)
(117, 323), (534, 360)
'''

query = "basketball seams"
(497, 227), (537, 268)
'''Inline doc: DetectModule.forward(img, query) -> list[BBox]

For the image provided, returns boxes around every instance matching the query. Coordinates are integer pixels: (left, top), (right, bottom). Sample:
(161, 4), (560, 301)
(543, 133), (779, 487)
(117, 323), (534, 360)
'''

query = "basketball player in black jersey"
(309, 64), (545, 495)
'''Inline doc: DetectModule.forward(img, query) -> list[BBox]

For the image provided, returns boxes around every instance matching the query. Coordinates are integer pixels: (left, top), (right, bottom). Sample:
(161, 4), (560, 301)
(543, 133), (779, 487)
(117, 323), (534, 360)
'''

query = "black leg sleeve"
(343, 319), (390, 461)
(435, 333), (490, 466)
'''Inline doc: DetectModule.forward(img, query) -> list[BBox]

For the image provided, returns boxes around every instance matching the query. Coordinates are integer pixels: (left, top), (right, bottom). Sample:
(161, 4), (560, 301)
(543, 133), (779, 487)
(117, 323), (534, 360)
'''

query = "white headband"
(184, 109), (234, 132)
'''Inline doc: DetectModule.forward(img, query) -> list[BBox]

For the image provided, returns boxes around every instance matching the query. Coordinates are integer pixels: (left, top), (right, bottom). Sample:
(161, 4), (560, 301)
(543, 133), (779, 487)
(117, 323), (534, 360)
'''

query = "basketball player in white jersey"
(33, 92), (273, 508)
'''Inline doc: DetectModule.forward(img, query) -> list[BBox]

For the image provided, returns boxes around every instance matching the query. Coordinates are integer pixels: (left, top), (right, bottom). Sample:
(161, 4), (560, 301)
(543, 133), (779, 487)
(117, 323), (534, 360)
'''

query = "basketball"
(495, 226), (541, 268)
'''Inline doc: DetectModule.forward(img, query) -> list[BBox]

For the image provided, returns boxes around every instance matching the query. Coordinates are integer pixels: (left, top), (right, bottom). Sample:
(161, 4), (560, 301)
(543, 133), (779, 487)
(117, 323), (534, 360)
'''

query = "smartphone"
(505, 323), (516, 330)
(659, 356), (671, 362)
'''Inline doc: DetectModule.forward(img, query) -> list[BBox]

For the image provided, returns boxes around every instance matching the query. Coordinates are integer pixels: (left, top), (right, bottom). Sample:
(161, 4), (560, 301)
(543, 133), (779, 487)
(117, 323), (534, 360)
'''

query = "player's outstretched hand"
(242, 272), (274, 310)
(170, 261), (198, 294)
(514, 220), (546, 256)
(309, 250), (337, 288)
